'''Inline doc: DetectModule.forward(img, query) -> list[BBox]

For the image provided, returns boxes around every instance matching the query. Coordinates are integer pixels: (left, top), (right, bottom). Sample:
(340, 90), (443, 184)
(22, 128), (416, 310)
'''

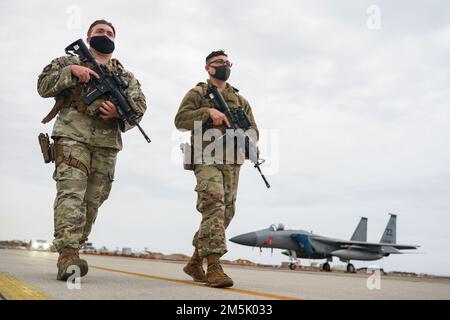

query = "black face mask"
(211, 65), (231, 81)
(89, 36), (115, 54)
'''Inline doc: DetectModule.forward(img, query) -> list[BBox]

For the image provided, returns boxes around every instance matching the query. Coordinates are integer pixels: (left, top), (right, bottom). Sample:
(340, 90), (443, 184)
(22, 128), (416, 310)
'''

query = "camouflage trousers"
(192, 164), (241, 258)
(52, 137), (118, 252)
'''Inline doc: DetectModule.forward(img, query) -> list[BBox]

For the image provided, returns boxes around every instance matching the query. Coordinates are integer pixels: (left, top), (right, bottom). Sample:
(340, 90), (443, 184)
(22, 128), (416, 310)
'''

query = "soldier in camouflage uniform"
(175, 50), (258, 288)
(37, 20), (147, 281)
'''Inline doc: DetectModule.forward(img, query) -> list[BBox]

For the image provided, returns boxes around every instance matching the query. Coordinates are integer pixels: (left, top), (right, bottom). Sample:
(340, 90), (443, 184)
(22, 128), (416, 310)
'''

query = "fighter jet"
(229, 214), (419, 273)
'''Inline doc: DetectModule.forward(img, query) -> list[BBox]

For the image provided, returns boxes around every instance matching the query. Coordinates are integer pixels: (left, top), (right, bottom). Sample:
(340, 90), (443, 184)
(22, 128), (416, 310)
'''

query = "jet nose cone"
(230, 232), (257, 246)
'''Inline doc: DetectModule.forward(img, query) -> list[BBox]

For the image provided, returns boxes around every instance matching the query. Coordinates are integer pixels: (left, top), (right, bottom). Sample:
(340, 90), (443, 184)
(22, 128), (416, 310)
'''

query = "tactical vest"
(41, 58), (126, 124)
(192, 82), (245, 106)
(191, 82), (246, 133)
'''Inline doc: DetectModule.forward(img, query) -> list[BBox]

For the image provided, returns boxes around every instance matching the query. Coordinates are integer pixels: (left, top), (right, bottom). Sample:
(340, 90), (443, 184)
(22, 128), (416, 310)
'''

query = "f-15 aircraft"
(230, 214), (419, 273)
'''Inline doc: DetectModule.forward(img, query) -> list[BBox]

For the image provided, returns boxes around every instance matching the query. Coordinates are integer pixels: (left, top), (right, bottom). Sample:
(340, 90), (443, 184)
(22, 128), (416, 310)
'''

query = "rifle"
(207, 84), (270, 188)
(65, 39), (151, 143)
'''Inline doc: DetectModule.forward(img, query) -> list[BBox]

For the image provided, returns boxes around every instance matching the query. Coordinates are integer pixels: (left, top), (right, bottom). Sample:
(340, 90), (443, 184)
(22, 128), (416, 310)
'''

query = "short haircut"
(87, 19), (116, 37)
(206, 50), (228, 64)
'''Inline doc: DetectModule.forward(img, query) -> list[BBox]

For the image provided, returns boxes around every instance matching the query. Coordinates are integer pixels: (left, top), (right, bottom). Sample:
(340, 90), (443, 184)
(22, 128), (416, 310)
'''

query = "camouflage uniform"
(37, 55), (146, 252)
(175, 80), (258, 258)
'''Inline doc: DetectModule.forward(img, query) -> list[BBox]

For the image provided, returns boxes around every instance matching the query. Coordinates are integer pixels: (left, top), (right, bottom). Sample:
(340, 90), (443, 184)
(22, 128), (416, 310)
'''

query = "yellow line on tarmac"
(0, 273), (53, 300)
(90, 265), (302, 300)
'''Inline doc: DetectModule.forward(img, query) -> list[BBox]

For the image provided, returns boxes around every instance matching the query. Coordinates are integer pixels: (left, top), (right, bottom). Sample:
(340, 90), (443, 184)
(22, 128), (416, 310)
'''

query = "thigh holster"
(54, 143), (89, 175)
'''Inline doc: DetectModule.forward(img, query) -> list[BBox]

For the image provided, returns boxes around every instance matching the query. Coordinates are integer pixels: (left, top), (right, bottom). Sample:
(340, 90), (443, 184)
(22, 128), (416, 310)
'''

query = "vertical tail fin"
(380, 213), (397, 244)
(350, 217), (368, 241)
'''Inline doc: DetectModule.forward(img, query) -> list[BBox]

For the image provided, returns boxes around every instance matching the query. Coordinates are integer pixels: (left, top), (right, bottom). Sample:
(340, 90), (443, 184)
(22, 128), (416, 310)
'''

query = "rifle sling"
(41, 87), (87, 124)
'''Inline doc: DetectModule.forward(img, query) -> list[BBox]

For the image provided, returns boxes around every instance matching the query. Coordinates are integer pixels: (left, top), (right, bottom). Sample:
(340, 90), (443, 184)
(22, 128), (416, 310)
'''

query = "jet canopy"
(269, 223), (285, 231)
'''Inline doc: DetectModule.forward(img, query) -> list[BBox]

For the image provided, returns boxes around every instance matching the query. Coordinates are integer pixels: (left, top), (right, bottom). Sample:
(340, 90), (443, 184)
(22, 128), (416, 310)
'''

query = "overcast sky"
(1, 0), (449, 276)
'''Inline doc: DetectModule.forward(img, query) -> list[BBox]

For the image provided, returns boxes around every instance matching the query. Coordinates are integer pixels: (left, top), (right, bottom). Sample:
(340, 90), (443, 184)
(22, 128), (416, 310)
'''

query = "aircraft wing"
(310, 237), (419, 250)
(387, 244), (419, 250)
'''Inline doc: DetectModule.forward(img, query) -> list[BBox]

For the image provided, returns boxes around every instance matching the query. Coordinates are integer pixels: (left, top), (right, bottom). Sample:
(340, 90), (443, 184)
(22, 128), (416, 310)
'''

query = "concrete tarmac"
(1, 249), (449, 300)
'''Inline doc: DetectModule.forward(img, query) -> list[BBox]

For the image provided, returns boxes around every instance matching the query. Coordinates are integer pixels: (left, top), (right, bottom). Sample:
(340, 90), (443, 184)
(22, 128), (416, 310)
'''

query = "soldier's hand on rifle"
(99, 101), (120, 119)
(70, 65), (100, 83)
(208, 108), (231, 127)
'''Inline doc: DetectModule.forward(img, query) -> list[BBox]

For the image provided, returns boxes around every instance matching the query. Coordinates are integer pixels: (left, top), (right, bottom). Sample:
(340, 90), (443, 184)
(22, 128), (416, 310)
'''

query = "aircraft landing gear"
(322, 257), (332, 272)
(347, 263), (355, 273)
(322, 262), (331, 272)
(287, 250), (299, 270)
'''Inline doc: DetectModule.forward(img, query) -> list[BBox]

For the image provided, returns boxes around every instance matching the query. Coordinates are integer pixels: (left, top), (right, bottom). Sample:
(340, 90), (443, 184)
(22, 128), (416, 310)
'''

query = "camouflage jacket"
(175, 80), (259, 164)
(37, 55), (147, 150)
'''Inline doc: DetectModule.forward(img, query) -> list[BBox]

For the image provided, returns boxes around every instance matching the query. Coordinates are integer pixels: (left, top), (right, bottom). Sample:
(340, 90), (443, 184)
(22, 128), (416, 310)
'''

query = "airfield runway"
(0, 249), (449, 300)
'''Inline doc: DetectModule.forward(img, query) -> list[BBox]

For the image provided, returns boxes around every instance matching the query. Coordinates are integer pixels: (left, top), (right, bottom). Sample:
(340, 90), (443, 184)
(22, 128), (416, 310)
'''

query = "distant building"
(80, 242), (96, 253)
(30, 239), (51, 251)
(122, 247), (132, 256)
(234, 259), (257, 266)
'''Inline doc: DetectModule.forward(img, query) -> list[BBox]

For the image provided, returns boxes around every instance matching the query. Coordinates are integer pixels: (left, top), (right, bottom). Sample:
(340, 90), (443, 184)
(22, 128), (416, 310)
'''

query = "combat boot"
(183, 248), (207, 283)
(206, 254), (233, 288)
(57, 248), (89, 281)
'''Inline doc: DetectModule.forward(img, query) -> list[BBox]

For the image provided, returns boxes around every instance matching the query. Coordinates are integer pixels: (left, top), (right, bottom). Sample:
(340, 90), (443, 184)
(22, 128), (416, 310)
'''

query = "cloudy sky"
(1, 0), (449, 276)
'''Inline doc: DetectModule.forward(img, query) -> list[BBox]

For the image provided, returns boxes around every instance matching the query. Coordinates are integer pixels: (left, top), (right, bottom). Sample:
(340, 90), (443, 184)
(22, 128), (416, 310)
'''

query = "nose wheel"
(287, 250), (299, 270)
(347, 263), (356, 273)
